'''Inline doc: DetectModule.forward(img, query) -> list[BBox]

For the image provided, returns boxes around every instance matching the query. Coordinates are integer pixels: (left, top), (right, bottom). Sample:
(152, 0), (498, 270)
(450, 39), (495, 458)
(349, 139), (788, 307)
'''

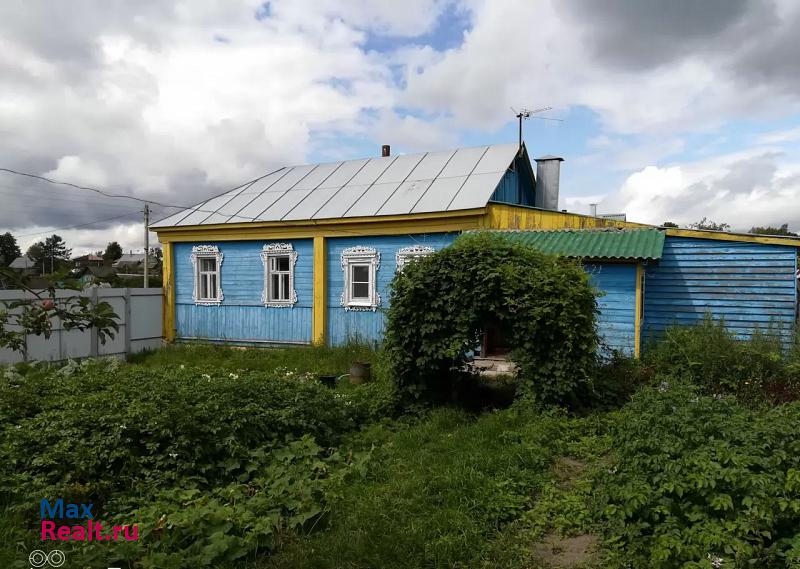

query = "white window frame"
(190, 245), (224, 306)
(395, 245), (435, 271)
(261, 243), (298, 308)
(340, 246), (381, 311)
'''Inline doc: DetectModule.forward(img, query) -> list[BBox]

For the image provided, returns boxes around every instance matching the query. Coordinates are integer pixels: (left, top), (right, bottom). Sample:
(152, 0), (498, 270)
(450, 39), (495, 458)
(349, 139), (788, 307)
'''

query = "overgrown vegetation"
(2, 315), (800, 568)
(385, 233), (599, 406)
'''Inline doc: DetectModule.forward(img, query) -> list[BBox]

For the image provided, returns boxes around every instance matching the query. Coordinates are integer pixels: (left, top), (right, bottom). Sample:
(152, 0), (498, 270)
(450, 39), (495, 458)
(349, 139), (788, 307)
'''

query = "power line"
(0, 166), (285, 223)
(15, 210), (143, 239)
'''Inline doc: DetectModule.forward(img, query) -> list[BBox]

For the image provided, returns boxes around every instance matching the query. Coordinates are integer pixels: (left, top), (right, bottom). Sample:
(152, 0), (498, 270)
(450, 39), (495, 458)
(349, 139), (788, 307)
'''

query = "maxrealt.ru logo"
(39, 499), (138, 542)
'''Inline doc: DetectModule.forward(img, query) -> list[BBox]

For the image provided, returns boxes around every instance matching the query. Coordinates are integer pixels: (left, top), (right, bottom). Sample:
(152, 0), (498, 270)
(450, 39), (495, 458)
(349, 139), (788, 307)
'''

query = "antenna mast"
(511, 106), (560, 154)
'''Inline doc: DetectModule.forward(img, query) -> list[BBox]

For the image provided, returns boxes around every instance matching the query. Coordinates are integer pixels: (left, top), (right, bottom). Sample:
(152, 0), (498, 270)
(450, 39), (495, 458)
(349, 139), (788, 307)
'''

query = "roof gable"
(152, 143), (521, 229)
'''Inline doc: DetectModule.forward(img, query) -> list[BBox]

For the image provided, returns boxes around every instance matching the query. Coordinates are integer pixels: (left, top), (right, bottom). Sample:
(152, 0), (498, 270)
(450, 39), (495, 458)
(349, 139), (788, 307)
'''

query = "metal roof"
(486, 228), (665, 260)
(152, 143), (521, 228)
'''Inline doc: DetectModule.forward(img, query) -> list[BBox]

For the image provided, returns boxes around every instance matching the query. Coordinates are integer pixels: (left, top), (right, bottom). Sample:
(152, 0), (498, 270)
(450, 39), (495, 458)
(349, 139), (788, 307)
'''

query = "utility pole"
(143, 203), (150, 288)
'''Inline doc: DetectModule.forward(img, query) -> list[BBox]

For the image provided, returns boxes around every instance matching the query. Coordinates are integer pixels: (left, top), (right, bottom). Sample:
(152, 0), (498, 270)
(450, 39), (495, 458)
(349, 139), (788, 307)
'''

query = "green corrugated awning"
(485, 228), (665, 261)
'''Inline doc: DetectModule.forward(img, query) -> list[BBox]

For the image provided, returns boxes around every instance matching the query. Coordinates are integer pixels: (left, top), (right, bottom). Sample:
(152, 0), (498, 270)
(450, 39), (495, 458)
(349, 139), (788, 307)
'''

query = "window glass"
(277, 256), (290, 272)
(200, 258), (216, 272)
(352, 282), (370, 298)
(352, 265), (369, 283)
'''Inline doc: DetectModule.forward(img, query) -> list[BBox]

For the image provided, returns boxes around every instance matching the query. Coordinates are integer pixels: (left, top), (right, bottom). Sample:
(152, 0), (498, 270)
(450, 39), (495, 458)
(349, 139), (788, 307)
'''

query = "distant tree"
(661, 221), (679, 228)
(0, 232), (21, 266)
(36, 235), (72, 273)
(103, 241), (123, 263)
(149, 247), (163, 261)
(748, 223), (797, 236)
(689, 218), (731, 231)
(26, 243), (44, 273)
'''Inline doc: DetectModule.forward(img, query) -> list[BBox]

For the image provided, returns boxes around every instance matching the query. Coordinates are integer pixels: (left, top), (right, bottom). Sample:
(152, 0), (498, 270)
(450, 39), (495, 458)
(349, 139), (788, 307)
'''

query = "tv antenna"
(511, 106), (563, 152)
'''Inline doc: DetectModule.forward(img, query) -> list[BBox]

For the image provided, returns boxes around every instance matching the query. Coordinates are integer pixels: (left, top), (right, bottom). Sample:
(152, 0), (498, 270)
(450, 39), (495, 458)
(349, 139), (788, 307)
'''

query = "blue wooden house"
(152, 143), (799, 355)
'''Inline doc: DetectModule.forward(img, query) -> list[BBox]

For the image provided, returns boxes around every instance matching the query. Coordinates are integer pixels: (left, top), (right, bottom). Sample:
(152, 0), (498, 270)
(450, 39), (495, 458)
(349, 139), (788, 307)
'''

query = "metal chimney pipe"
(534, 155), (564, 211)
(381, 144), (391, 157)
(589, 203), (598, 217)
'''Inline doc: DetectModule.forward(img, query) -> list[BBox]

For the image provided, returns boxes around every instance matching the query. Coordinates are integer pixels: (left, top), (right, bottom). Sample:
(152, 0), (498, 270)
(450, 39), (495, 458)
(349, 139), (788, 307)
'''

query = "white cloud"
(602, 149), (800, 231)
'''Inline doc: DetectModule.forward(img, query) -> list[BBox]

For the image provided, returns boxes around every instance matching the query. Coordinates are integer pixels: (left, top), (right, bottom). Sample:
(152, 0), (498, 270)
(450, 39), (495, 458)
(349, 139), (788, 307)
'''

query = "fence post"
(89, 287), (99, 358)
(124, 288), (132, 356)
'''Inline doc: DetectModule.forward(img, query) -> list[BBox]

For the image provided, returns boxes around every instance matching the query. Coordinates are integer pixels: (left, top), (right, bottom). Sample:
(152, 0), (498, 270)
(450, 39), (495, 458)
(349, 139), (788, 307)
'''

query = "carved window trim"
(395, 245), (435, 271)
(191, 245), (224, 306)
(340, 246), (381, 311)
(261, 243), (298, 308)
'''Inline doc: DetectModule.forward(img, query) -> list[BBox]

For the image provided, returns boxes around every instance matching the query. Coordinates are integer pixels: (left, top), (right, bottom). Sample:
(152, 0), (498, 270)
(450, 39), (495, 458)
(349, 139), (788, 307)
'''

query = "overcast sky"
(2, 0), (800, 255)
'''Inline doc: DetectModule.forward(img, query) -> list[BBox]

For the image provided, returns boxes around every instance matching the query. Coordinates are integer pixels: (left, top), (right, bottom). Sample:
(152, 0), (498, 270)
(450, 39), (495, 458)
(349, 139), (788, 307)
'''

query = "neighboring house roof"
(72, 265), (116, 279)
(73, 254), (103, 263)
(9, 255), (36, 269)
(113, 254), (159, 268)
(483, 228), (666, 261)
(151, 143), (522, 228)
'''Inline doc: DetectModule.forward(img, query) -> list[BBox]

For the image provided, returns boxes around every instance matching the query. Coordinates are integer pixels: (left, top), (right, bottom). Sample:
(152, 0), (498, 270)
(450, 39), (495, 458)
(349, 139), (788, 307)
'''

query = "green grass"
(262, 407), (604, 569)
(127, 341), (380, 377)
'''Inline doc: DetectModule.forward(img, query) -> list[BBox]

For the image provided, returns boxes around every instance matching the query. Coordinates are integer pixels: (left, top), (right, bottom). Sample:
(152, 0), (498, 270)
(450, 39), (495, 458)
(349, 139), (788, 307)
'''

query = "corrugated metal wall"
(586, 264), (637, 354)
(174, 239), (313, 343)
(326, 233), (459, 345)
(643, 237), (798, 342)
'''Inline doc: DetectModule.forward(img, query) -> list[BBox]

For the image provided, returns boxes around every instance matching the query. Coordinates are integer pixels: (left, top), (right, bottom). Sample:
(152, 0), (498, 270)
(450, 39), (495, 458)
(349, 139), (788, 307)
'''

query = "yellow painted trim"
(484, 203), (652, 231)
(634, 263), (643, 358)
(665, 228), (800, 247)
(153, 215), (482, 242)
(153, 208), (487, 235)
(161, 242), (176, 342)
(312, 236), (326, 346)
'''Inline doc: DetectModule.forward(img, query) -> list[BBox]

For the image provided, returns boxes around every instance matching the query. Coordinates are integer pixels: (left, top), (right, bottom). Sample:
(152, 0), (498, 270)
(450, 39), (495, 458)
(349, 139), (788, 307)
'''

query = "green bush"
(599, 382), (800, 568)
(643, 315), (799, 402)
(384, 233), (599, 406)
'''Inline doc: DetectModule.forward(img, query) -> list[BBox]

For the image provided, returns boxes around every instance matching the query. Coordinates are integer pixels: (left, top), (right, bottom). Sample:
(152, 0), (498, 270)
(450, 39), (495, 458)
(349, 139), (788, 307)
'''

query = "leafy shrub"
(599, 382), (800, 568)
(384, 233), (599, 406)
(644, 315), (799, 402)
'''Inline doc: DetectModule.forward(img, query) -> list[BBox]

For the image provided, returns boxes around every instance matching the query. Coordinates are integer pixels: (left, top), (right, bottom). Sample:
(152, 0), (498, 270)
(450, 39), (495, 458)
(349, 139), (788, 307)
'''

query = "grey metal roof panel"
(377, 179), (433, 215)
(411, 176), (468, 213)
(150, 144), (520, 228)
(313, 185), (369, 219)
(375, 153), (425, 183)
(319, 159), (369, 188)
(448, 171), (508, 211)
(406, 149), (456, 180)
(439, 146), (489, 177)
(282, 187), (341, 220)
(293, 162), (342, 190)
(344, 182), (402, 217)
(348, 157), (396, 185)
(472, 143), (519, 174)
(257, 189), (313, 221)
(233, 165), (316, 221)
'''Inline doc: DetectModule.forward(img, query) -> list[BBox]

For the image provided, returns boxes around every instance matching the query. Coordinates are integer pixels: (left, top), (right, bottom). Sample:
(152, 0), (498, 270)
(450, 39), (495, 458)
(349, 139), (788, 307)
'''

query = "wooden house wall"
(586, 263), (638, 354)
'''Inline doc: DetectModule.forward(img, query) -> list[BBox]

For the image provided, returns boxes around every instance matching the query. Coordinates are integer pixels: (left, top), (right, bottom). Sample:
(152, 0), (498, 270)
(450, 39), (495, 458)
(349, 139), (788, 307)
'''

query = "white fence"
(0, 288), (163, 363)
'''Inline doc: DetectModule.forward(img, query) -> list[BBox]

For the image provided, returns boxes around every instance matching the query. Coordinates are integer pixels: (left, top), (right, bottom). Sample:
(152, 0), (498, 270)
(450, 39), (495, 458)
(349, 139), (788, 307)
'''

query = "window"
(190, 245), (223, 305)
(395, 245), (435, 271)
(261, 243), (298, 307)
(340, 246), (380, 311)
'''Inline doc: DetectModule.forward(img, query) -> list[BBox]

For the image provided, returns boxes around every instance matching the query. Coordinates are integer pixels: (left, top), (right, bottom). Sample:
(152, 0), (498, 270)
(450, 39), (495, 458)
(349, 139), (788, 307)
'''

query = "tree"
(661, 221), (679, 228)
(0, 268), (119, 361)
(749, 224), (797, 236)
(26, 243), (45, 273)
(36, 234), (72, 273)
(689, 218), (731, 231)
(103, 241), (123, 263)
(0, 232), (21, 266)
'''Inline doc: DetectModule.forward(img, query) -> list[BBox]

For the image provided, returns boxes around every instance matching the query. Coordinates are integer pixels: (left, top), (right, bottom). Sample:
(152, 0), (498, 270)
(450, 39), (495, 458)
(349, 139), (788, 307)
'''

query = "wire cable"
(15, 210), (144, 239)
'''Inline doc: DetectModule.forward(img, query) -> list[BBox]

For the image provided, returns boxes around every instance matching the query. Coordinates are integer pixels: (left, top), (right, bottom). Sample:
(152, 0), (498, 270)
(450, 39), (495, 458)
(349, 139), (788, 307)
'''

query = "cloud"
(602, 150), (800, 231)
(3, 0), (800, 253)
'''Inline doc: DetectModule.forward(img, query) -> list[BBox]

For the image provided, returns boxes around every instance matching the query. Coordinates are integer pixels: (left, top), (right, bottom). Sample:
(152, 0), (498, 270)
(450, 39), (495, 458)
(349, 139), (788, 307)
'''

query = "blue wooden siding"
(174, 240), (313, 343)
(586, 264), (637, 354)
(326, 233), (459, 345)
(643, 237), (798, 341)
(489, 156), (534, 206)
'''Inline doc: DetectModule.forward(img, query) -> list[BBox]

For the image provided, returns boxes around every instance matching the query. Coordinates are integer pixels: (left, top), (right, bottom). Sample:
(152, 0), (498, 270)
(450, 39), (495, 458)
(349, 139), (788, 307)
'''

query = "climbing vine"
(384, 233), (599, 406)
